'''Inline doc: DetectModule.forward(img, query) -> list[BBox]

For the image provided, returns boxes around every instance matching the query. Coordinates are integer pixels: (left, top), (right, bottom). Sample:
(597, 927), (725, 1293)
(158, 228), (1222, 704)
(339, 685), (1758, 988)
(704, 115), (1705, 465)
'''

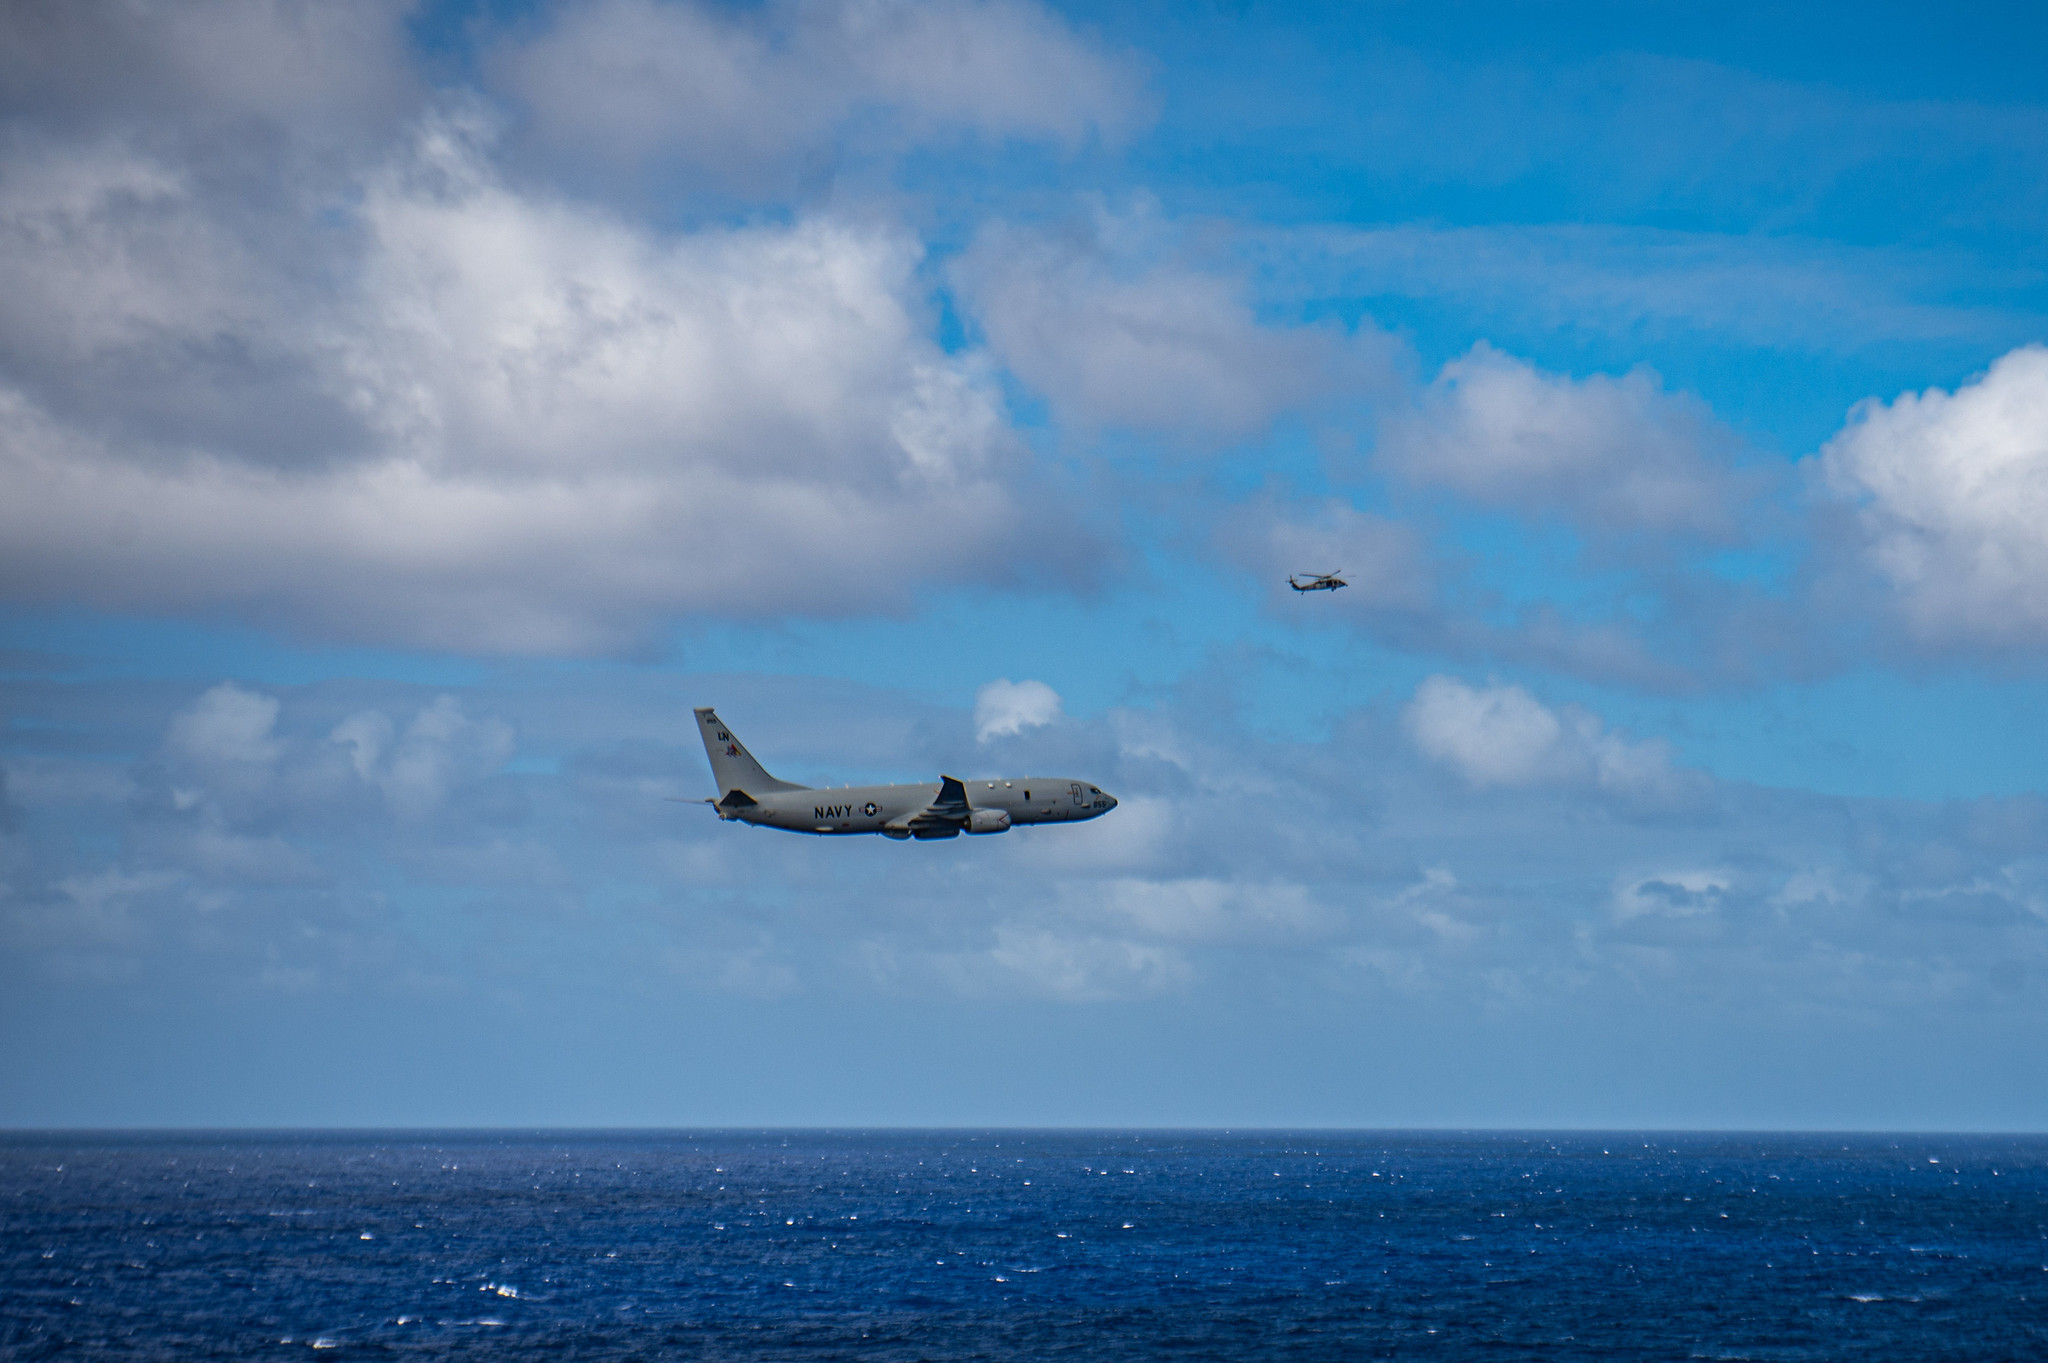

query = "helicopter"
(1287, 570), (1348, 592)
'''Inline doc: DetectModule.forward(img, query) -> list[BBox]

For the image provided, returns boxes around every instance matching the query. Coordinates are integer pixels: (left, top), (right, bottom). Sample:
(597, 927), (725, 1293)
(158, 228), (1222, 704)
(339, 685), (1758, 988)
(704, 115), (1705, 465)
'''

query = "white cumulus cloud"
(1380, 342), (1756, 539)
(975, 679), (1063, 742)
(953, 209), (1393, 442)
(332, 696), (515, 821)
(166, 683), (282, 768)
(1820, 343), (2048, 651)
(1404, 675), (1694, 799)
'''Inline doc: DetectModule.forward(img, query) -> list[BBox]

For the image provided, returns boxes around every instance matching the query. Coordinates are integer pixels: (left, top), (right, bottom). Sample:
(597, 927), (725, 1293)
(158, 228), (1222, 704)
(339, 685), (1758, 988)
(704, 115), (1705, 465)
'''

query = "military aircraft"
(1288, 570), (1347, 592)
(687, 707), (1118, 840)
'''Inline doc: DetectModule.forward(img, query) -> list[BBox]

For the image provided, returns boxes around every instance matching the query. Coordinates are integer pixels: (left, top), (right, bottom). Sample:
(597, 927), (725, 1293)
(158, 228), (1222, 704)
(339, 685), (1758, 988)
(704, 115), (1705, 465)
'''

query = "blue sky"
(3, 0), (2047, 1129)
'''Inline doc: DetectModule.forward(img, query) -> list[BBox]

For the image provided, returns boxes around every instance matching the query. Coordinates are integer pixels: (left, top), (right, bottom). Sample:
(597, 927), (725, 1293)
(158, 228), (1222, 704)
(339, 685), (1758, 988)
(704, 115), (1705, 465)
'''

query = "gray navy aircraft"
(691, 706), (1117, 840)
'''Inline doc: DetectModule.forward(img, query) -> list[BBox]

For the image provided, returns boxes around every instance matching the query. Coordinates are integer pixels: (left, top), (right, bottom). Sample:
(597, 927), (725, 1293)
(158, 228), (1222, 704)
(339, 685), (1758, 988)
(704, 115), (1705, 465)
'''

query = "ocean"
(3, 1130), (2044, 1360)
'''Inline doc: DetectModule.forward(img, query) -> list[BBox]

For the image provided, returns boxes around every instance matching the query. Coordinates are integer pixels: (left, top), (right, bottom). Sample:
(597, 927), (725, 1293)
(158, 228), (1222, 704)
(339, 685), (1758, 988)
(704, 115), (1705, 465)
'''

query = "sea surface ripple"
(3, 1130), (2045, 1360)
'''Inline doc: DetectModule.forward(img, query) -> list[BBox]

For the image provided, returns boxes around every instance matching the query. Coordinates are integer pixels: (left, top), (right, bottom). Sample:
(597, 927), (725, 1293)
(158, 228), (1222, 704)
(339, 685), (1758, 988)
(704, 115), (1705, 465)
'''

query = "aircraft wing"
(900, 775), (971, 838)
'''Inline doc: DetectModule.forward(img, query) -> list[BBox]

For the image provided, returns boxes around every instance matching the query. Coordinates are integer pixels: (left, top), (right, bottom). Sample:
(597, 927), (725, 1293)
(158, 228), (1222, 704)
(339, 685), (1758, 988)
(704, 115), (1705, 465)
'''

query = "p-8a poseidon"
(691, 707), (1117, 840)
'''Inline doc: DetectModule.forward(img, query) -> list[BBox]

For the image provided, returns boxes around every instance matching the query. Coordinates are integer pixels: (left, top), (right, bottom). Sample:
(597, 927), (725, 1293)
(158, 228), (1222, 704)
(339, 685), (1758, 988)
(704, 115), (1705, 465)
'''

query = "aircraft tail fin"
(693, 707), (808, 797)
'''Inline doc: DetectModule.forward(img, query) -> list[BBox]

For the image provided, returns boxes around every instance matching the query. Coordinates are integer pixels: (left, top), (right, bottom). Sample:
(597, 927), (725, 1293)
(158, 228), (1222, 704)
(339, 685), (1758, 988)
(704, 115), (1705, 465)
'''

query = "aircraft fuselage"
(692, 706), (1118, 840)
(722, 777), (1116, 837)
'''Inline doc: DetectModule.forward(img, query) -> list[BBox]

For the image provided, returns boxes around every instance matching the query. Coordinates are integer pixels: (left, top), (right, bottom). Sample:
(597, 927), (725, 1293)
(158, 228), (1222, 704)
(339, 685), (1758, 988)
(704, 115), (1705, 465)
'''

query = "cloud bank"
(0, 1), (1126, 654)
(953, 209), (1393, 443)
(7, 671), (2042, 1032)
(495, 0), (1148, 188)
(2, 0), (2035, 685)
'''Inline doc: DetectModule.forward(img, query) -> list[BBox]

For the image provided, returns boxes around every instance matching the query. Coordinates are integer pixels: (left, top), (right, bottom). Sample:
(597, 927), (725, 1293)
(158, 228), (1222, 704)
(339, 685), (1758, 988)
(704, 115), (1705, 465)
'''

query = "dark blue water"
(4, 1131), (2045, 1360)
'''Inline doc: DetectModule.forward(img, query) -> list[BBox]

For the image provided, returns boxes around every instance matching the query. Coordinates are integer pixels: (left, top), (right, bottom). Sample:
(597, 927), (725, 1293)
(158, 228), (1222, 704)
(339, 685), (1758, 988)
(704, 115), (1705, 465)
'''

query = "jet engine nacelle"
(966, 808), (1012, 835)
